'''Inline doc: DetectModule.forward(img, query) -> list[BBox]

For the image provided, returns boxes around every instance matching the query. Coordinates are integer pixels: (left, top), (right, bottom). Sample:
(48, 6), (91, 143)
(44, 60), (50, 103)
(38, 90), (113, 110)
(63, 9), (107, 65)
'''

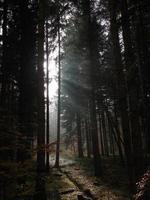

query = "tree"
(120, 0), (144, 181)
(80, 0), (102, 177)
(55, 9), (61, 168)
(109, 0), (135, 188)
(76, 112), (84, 157)
(35, 0), (46, 198)
(46, 20), (50, 172)
(18, 0), (37, 161)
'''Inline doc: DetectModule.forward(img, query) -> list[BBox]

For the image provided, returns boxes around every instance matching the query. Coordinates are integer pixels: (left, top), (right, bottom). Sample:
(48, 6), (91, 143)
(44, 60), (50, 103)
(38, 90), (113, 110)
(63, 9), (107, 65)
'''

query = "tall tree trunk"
(85, 119), (91, 158)
(81, 0), (102, 177)
(55, 13), (61, 168)
(19, 0), (36, 161)
(90, 97), (102, 176)
(46, 21), (50, 172)
(76, 113), (84, 158)
(98, 113), (104, 156)
(0, 0), (8, 108)
(101, 111), (109, 156)
(108, 116), (114, 155)
(133, 1), (150, 157)
(109, 0), (134, 189)
(120, 0), (144, 180)
(106, 110), (125, 165)
(35, 0), (46, 198)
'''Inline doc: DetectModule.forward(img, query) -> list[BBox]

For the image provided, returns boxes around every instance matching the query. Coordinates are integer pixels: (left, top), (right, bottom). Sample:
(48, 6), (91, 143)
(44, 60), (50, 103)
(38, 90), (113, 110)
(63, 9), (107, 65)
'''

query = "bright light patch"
(48, 57), (58, 100)
(49, 78), (58, 99)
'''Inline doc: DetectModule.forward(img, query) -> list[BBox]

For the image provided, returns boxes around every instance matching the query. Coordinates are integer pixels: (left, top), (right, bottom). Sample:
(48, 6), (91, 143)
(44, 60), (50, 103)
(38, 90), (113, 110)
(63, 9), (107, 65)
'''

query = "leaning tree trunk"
(106, 110), (125, 165)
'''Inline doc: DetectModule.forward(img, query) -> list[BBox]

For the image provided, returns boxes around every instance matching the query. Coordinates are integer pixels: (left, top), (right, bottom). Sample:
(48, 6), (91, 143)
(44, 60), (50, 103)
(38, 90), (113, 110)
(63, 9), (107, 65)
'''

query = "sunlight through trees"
(0, 0), (150, 199)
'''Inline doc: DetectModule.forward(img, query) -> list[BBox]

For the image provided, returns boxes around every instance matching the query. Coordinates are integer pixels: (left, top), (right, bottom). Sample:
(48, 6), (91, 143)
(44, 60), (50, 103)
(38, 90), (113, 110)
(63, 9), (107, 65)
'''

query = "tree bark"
(101, 111), (109, 156)
(0, 0), (8, 108)
(109, 0), (134, 189)
(46, 21), (50, 172)
(76, 113), (84, 158)
(85, 119), (91, 158)
(55, 12), (61, 168)
(81, 0), (102, 177)
(120, 0), (144, 180)
(98, 113), (104, 156)
(35, 0), (46, 198)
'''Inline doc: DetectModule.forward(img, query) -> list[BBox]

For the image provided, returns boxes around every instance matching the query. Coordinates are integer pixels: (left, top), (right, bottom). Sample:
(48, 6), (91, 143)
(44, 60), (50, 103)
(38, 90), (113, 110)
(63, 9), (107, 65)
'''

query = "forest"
(0, 0), (150, 199)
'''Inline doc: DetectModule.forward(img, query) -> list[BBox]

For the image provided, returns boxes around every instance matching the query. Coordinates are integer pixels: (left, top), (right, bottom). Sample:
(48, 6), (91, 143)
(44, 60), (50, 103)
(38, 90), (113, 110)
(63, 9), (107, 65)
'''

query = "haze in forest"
(0, 0), (150, 200)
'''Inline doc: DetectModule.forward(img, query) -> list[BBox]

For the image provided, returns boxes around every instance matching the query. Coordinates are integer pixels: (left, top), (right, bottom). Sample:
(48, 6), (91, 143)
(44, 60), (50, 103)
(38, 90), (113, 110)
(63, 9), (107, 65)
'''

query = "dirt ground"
(47, 157), (131, 200)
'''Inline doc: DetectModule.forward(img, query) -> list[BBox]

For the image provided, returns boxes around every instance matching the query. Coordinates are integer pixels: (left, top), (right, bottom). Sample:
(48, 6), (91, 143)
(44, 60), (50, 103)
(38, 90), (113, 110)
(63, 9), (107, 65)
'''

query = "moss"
(45, 168), (80, 200)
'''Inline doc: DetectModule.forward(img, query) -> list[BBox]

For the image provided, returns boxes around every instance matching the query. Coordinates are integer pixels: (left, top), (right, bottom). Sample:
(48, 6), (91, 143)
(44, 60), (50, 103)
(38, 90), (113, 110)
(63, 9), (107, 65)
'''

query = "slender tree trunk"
(106, 111), (125, 165)
(89, 98), (102, 176)
(87, 102), (92, 156)
(37, 0), (45, 173)
(0, 0), (8, 107)
(108, 117), (114, 155)
(85, 119), (91, 158)
(46, 21), (50, 172)
(55, 14), (61, 168)
(76, 113), (84, 158)
(98, 113), (104, 156)
(35, 0), (46, 198)
(101, 111), (109, 156)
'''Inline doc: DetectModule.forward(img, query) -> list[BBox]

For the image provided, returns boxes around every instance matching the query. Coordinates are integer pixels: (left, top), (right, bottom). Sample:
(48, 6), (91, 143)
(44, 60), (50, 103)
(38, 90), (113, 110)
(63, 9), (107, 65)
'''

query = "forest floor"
(47, 154), (131, 200)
